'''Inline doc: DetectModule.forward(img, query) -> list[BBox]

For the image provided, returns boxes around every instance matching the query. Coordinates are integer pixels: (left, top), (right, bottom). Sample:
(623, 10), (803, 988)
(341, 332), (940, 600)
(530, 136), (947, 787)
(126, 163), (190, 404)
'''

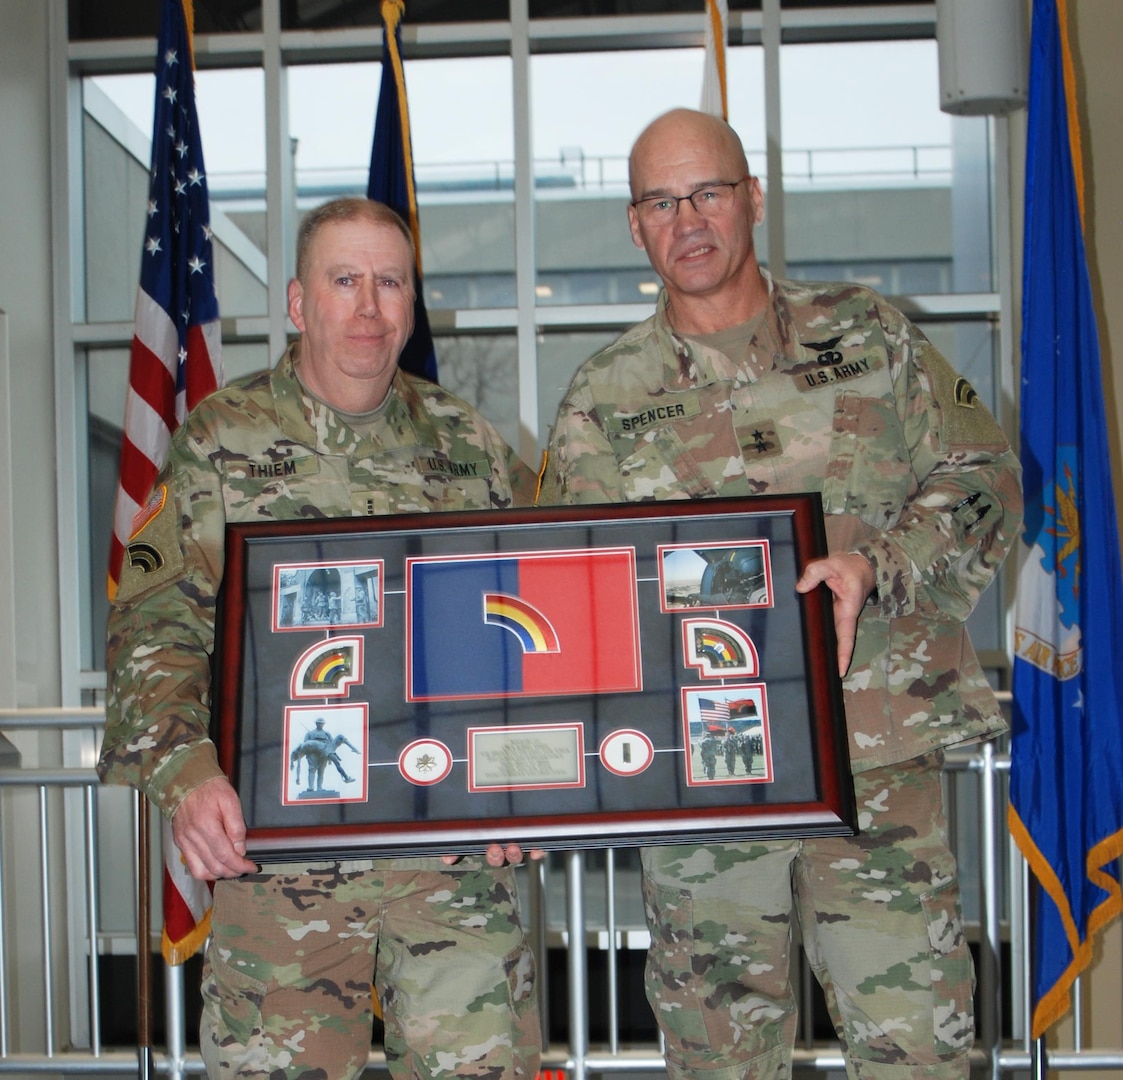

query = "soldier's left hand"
(795, 552), (875, 677)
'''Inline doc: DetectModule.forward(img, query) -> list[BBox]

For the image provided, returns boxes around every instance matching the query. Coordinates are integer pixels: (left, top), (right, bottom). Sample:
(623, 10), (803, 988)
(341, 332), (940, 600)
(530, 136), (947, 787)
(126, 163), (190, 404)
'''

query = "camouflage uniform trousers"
(200, 858), (541, 1080)
(641, 753), (974, 1080)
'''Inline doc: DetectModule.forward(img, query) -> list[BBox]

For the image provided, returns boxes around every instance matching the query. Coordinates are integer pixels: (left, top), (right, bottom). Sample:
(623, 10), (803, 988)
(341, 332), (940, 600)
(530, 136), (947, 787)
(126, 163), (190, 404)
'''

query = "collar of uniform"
(653, 276), (792, 390)
(271, 342), (427, 456)
(271, 342), (320, 443)
(766, 273), (846, 367)
(653, 292), (736, 391)
(750, 269), (809, 374)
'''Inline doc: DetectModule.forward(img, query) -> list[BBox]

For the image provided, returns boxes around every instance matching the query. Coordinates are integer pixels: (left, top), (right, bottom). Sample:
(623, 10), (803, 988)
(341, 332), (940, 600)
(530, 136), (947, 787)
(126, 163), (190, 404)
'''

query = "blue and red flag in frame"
(407, 549), (641, 701)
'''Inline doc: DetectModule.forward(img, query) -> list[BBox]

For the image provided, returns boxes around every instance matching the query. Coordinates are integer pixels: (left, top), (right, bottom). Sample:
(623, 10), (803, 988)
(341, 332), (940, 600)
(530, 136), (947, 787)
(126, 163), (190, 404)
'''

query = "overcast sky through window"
(91, 39), (949, 194)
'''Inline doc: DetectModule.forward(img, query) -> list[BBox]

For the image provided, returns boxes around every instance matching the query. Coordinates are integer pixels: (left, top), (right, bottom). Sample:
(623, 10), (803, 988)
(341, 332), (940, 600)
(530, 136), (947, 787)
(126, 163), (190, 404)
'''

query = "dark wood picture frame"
(212, 494), (856, 860)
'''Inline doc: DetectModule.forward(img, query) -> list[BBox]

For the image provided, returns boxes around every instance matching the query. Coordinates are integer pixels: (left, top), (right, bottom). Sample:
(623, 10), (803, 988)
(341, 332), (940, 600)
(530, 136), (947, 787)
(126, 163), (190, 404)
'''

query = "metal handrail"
(2, 707), (1122, 1077)
(204, 143), (954, 203)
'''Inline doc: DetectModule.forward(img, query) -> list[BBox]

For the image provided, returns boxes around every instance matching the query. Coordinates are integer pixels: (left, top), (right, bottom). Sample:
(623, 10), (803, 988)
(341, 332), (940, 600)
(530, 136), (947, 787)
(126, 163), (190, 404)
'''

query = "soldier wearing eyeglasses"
(540, 108), (1022, 1079)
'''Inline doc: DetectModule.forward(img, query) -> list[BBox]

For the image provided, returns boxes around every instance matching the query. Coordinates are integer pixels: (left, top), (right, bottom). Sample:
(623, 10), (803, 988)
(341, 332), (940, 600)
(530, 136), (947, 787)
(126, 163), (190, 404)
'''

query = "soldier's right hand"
(172, 777), (259, 880)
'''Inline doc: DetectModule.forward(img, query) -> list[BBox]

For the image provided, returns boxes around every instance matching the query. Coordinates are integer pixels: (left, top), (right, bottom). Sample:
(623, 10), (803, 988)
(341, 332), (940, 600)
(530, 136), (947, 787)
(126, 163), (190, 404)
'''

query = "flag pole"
(137, 792), (155, 1079)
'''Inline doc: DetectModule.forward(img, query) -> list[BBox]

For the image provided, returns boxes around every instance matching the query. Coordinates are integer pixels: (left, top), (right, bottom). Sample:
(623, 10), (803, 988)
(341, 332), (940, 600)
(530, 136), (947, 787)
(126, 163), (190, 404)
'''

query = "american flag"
(108, 0), (221, 965)
(108, 0), (223, 600)
(698, 697), (731, 727)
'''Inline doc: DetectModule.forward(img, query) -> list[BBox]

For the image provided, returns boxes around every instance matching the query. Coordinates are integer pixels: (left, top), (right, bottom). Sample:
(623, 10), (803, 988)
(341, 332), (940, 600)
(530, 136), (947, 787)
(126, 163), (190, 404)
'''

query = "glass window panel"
(425, 270), (516, 310)
(532, 45), (763, 305)
(290, 58), (515, 310)
(290, 58), (514, 179)
(531, 47), (764, 308)
(433, 335), (521, 454)
(407, 55), (516, 308)
(778, 40), (993, 294)
(781, 41), (949, 166)
(536, 329), (631, 451)
(289, 62), (378, 197)
(83, 70), (267, 322)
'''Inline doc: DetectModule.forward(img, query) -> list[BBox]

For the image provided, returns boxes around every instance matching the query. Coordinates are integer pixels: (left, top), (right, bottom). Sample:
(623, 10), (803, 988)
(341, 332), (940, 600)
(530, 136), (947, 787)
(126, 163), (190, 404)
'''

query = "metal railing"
(208, 144), (953, 205)
(2, 706), (1121, 1077)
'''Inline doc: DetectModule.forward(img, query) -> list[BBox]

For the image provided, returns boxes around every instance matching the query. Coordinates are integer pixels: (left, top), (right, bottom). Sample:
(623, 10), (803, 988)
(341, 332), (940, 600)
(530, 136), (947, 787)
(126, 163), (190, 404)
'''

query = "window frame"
(56, 0), (1016, 687)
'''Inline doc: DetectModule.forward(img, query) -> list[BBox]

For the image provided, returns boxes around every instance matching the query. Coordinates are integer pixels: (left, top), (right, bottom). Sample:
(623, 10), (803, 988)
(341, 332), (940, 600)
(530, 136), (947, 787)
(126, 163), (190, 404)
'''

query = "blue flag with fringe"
(1009, 0), (1123, 1039)
(367, 0), (438, 383)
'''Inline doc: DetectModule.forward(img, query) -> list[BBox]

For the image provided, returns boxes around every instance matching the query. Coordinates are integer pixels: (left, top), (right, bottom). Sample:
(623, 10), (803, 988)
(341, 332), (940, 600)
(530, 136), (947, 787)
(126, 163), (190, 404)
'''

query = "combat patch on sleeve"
(953, 377), (978, 408)
(114, 485), (186, 603)
(926, 347), (1008, 448)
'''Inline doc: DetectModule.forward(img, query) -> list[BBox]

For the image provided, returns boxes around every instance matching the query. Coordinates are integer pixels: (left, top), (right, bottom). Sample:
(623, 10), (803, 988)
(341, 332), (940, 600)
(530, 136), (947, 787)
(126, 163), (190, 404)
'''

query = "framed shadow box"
(212, 493), (856, 860)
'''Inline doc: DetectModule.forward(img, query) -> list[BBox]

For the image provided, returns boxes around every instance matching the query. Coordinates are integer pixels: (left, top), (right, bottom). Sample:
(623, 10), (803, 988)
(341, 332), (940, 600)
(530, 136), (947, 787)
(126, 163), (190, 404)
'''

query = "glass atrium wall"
(65, 1), (1009, 679)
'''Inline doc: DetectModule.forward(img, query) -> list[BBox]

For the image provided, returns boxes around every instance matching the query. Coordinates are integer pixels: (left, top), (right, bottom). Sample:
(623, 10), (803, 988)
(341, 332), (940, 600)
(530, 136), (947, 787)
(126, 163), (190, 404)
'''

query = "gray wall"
(0, 1), (59, 712)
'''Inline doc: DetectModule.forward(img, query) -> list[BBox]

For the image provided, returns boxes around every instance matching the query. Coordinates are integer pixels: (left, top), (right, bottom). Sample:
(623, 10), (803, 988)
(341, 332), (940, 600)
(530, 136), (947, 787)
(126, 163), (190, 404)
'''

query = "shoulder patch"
(114, 489), (185, 604)
(925, 347), (1009, 449)
(953, 377), (979, 408)
(130, 484), (168, 539)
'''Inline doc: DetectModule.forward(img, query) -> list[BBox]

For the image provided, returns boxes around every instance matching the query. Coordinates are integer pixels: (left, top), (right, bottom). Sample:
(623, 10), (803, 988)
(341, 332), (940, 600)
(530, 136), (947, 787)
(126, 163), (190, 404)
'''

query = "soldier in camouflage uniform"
(699, 733), (720, 780)
(99, 198), (541, 1080)
(540, 109), (1022, 1080)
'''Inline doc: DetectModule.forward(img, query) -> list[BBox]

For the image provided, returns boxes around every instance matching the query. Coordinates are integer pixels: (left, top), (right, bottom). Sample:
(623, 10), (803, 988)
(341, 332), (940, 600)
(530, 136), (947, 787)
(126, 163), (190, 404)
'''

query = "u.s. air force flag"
(1008, 0), (1123, 1039)
(407, 550), (641, 700)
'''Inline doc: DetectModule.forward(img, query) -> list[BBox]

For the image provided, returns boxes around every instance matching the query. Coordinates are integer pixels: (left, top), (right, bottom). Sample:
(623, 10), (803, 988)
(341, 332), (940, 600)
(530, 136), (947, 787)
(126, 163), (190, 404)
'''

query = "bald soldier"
(541, 109), (1022, 1079)
(100, 197), (541, 1080)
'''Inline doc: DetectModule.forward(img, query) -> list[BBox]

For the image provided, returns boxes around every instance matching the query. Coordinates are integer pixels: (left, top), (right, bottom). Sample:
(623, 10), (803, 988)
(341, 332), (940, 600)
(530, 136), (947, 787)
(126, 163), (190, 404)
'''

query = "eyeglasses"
(631, 176), (750, 224)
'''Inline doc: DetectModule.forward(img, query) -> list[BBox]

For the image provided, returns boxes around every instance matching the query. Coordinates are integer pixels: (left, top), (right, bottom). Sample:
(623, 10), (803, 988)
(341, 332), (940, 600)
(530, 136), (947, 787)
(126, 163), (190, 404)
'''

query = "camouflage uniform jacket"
(99, 342), (534, 818)
(542, 275), (1023, 774)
